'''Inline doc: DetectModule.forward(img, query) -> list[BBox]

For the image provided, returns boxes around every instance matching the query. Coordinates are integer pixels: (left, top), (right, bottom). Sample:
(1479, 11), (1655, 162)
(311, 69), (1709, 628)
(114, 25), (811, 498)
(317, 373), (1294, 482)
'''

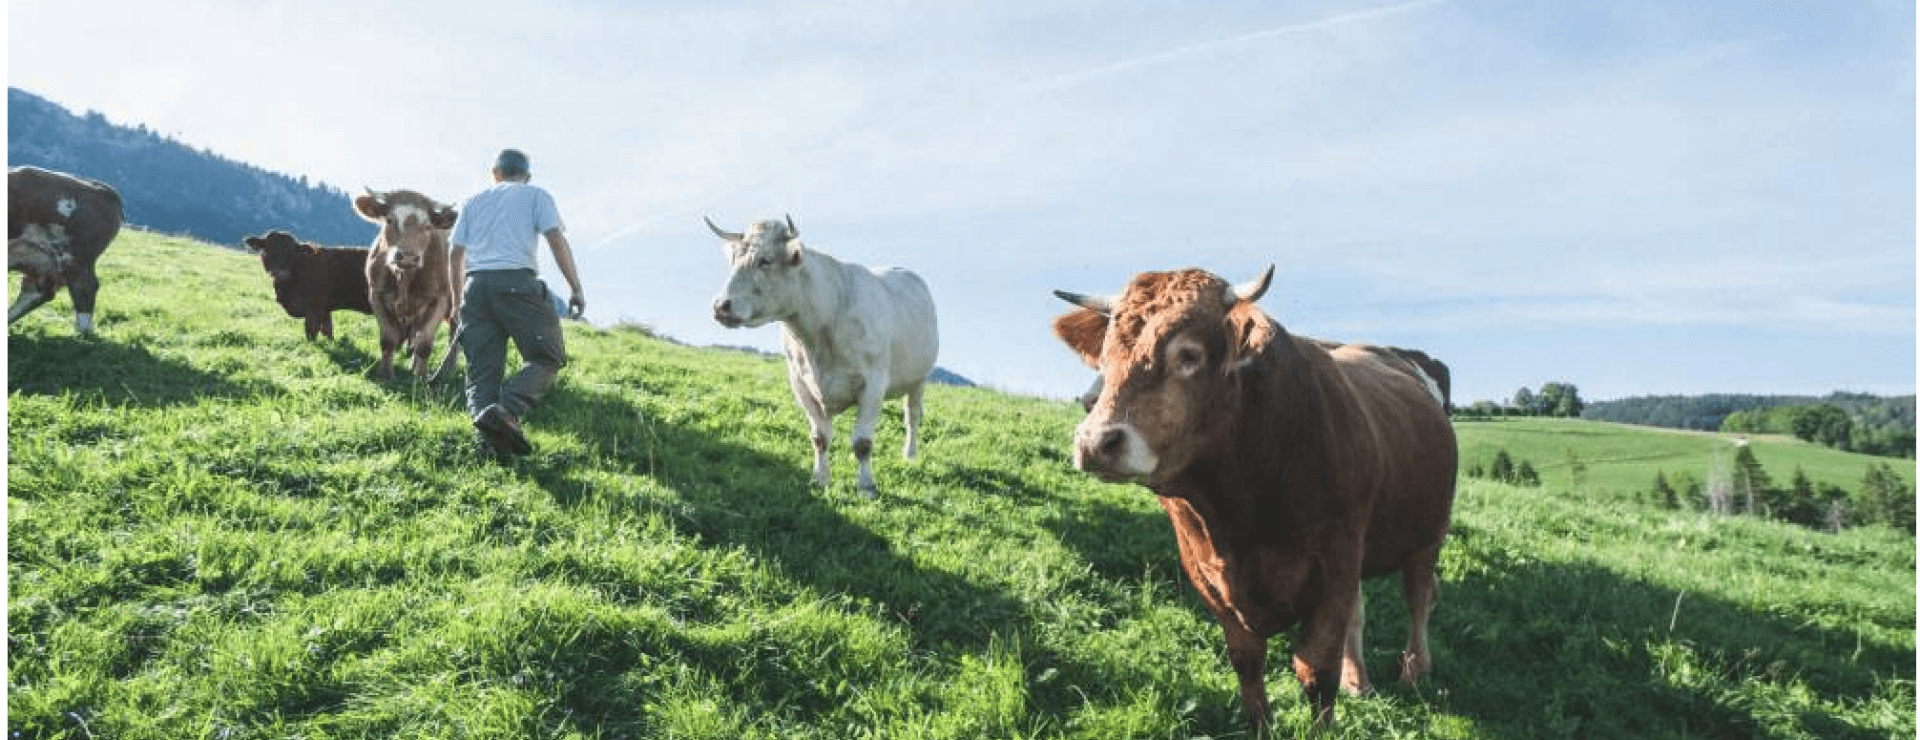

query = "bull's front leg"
(1292, 585), (1361, 731)
(1223, 623), (1273, 734)
(849, 374), (889, 497)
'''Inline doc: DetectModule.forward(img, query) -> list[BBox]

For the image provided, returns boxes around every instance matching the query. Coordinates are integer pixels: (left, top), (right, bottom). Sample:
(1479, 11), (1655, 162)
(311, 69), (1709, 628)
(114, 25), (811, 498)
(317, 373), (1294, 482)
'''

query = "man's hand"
(568, 293), (586, 320)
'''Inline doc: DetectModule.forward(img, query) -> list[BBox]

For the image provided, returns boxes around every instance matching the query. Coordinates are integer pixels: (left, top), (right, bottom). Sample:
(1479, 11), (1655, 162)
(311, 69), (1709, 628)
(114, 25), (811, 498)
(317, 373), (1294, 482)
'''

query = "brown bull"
(1052, 265), (1457, 733)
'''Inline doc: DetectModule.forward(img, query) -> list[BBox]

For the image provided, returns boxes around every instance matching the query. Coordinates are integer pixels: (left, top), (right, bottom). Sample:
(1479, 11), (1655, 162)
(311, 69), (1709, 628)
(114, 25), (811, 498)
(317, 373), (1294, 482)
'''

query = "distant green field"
(1457, 417), (1916, 503)
(8, 231), (1915, 739)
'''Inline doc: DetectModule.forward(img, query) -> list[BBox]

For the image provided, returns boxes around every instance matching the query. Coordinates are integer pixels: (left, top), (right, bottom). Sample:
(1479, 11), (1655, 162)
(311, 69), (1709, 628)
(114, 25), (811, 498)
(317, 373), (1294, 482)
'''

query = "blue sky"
(10, 0), (1914, 403)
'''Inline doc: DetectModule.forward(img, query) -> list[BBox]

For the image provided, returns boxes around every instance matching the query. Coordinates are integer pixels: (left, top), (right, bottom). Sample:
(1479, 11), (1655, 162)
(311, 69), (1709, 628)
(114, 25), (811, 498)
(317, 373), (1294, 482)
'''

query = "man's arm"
(544, 227), (585, 318)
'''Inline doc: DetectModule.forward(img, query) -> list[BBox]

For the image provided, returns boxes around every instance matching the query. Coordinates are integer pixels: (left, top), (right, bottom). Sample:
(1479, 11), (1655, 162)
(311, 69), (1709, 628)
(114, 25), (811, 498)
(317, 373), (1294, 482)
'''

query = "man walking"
(451, 149), (585, 457)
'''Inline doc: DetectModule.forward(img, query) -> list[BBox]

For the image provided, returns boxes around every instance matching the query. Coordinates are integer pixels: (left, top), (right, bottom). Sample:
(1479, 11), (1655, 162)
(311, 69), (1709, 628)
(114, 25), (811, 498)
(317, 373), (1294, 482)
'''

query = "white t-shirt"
(451, 181), (565, 272)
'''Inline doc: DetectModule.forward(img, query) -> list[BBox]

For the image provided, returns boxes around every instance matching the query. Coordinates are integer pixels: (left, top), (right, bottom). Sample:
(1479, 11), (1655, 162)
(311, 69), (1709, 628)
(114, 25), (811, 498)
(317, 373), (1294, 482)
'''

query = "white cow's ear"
(785, 238), (803, 266)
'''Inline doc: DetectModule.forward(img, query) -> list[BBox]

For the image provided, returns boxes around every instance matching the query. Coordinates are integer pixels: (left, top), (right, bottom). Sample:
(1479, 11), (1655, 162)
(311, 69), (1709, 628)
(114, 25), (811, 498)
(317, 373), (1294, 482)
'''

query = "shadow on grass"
(315, 333), (381, 377)
(7, 331), (265, 406)
(486, 381), (1265, 733)
(1363, 526), (1910, 740)
(525, 382), (1038, 646)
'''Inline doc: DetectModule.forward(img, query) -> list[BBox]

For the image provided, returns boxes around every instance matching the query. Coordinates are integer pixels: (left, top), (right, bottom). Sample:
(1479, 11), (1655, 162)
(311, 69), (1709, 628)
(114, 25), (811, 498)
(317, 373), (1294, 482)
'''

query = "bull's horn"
(704, 216), (743, 242)
(1226, 264), (1275, 304)
(784, 213), (799, 240)
(1053, 289), (1112, 315)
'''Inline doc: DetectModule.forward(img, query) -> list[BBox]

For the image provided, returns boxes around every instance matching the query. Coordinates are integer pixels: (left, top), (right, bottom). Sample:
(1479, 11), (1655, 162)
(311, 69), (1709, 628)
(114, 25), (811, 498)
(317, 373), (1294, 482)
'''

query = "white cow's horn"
(784, 213), (799, 240)
(704, 217), (743, 242)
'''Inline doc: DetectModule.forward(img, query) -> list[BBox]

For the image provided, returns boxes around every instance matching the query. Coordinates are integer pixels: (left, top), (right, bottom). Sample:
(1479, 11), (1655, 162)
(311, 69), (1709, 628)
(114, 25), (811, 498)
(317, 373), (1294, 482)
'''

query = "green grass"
(9, 231), (1915, 739)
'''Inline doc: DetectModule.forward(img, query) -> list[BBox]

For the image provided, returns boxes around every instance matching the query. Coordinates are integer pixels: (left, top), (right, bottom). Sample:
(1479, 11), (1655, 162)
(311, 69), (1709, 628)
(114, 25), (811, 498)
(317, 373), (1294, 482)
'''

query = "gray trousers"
(460, 269), (566, 420)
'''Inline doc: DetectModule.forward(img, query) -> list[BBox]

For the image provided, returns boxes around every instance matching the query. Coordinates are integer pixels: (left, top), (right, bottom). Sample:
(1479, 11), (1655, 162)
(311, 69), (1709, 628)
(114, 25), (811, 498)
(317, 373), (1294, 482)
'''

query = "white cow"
(707, 215), (939, 497)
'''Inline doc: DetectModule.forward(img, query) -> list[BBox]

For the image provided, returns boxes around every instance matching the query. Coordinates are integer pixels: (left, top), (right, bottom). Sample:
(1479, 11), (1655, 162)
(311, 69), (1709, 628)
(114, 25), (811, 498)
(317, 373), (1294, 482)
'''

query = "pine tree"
(1490, 450), (1516, 484)
(1653, 470), (1678, 509)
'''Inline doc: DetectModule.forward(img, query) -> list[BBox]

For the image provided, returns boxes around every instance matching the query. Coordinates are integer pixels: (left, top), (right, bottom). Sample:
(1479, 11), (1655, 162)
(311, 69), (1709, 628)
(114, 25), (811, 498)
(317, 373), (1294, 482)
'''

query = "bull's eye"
(757, 258), (771, 268)
(1171, 344), (1204, 376)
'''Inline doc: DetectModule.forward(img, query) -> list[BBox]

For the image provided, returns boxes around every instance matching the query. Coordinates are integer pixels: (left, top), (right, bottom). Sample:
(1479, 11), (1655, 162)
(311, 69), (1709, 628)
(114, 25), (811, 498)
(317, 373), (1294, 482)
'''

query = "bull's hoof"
(856, 482), (879, 499)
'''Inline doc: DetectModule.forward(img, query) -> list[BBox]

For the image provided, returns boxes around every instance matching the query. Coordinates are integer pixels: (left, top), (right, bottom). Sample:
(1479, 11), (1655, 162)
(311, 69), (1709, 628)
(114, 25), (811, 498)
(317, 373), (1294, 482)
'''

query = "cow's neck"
(776, 250), (852, 353)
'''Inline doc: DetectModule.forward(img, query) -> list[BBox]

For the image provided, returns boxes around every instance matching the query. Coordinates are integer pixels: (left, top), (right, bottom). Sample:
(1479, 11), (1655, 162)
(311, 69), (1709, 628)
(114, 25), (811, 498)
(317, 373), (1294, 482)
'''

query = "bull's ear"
(1052, 308), (1109, 368)
(431, 206), (458, 229)
(1226, 301), (1277, 370)
(244, 236), (265, 253)
(353, 192), (389, 222)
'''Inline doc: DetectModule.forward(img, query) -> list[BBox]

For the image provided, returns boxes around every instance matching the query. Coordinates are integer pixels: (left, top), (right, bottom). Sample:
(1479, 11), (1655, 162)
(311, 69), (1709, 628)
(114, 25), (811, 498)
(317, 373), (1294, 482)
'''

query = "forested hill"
(7, 87), (374, 247)
(1586, 392), (1916, 455)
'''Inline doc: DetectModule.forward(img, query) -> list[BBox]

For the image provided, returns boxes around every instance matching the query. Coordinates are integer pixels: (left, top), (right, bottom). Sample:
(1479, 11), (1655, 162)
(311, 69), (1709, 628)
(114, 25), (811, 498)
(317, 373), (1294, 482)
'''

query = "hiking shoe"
(474, 404), (533, 456)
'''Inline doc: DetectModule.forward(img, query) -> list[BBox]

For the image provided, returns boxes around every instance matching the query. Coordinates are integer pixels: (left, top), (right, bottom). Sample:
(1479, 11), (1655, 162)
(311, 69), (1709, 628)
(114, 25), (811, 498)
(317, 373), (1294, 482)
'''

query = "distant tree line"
(7, 87), (374, 247)
(1721, 403), (1916, 458)
(1646, 444), (1915, 533)
(1455, 382), (1585, 419)
(1586, 391), (1914, 459)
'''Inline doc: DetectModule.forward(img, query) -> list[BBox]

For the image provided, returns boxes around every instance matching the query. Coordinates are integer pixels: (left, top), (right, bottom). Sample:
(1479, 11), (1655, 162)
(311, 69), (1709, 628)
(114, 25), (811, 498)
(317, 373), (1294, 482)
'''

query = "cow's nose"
(716, 299), (732, 315)
(1095, 428), (1127, 460)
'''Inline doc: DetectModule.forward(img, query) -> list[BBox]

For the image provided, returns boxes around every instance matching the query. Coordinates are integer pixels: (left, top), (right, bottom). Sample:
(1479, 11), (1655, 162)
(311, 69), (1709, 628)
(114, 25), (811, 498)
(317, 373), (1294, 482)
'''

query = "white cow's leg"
(785, 362), (833, 488)
(902, 383), (925, 460)
(850, 378), (888, 498)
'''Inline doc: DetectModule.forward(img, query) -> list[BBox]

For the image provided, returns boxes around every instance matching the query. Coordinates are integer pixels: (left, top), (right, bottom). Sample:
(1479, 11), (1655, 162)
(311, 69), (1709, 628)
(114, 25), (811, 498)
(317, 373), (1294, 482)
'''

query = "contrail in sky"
(1036, 0), (1450, 91)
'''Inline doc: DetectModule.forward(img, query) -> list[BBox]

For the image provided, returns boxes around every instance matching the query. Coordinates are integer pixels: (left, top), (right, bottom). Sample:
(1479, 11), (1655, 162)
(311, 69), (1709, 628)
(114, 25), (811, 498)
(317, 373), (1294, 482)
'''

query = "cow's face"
(707, 215), (803, 329)
(1052, 266), (1276, 486)
(245, 230), (306, 283)
(355, 190), (455, 272)
(245, 231), (310, 313)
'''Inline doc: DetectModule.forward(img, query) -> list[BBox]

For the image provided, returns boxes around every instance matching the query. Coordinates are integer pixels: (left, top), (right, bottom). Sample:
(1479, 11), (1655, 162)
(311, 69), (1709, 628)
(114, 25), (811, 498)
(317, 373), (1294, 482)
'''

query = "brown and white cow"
(353, 189), (463, 379)
(10, 223), (72, 279)
(8, 166), (124, 332)
(245, 230), (374, 341)
(1052, 266), (1457, 732)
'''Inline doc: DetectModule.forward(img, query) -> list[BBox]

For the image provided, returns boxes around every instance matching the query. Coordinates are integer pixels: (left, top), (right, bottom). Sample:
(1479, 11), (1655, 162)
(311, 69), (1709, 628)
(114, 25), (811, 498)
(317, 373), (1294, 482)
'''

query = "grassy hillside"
(9, 231), (1915, 739)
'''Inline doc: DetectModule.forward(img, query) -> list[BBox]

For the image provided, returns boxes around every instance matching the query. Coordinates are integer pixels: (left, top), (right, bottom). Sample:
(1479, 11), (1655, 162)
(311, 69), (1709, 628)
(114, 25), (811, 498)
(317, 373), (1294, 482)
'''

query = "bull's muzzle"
(1072, 419), (1157, 483)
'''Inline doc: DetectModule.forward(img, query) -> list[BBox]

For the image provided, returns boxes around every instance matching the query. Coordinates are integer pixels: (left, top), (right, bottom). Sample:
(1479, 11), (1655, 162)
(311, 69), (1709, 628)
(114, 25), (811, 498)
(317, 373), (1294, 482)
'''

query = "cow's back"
(1327, 345), (1458, 577)
(9, 167), (123, 258)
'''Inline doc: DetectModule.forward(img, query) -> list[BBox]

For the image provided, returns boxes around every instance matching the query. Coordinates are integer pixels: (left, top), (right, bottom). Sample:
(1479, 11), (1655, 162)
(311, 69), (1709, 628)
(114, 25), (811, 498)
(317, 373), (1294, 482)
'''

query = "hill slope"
(8, 87), (375, 246)
(8, 232), (1915, 739)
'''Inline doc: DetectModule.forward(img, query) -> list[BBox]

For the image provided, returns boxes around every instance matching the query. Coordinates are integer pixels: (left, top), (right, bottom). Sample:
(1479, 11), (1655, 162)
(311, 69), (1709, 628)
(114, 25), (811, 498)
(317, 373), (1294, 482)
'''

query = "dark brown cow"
(8, 166), (124, 332)
(353, 189), (463, 379)
(1052, 266), (1457, 732)
(244, 230), (374, 341)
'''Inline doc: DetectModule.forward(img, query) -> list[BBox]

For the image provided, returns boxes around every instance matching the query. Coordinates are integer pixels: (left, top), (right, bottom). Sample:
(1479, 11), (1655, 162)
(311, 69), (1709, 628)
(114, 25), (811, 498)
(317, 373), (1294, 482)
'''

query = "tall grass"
(9, 232), (1914, 739)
